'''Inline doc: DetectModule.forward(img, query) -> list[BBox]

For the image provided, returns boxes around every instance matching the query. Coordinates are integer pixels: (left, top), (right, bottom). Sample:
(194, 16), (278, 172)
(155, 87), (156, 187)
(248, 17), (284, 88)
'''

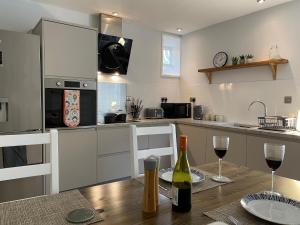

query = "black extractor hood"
(98, 14), (133, 75)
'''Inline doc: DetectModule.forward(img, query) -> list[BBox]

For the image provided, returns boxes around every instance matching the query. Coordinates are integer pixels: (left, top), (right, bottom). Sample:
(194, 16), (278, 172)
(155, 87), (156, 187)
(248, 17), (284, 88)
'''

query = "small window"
(162, 33), (181, 77)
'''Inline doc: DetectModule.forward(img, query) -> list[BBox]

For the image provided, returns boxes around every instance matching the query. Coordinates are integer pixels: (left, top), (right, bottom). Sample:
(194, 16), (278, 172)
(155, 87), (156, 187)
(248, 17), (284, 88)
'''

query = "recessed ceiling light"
(257, 0), (266, 4)
(112, 12), (119, 16)
(177, 28), (183, 32)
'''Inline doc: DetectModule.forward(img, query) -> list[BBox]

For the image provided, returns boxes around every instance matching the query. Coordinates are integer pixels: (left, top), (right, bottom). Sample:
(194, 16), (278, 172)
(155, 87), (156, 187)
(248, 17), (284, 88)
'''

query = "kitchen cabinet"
(246, 135), (300, 181)
(177, 124), (207, 166)
(205, 128), (247, 166)
(33, 19), (97, 80)
(58, 128), (97, 191)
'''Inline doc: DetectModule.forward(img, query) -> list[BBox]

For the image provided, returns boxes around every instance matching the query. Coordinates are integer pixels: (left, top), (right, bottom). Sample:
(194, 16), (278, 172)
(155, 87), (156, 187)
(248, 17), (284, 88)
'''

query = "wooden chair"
(130, 124), (177, 178)
(0, 130), (59, 195)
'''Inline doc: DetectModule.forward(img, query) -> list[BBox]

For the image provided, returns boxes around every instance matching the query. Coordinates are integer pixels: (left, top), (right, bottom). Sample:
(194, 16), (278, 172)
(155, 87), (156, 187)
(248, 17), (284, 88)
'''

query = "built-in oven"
(161, 103), (191, 119)
(44, 78), (97, 128)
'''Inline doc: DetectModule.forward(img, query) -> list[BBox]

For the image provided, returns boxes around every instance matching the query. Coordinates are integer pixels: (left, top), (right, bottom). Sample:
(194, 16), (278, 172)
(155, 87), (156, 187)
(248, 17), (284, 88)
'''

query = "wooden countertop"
(79, 162), (300, 225)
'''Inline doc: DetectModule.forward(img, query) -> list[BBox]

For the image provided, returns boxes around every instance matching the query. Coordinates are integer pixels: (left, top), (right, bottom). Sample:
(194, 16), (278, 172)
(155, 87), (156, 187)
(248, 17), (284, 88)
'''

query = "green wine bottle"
(172, 135), (192, 212)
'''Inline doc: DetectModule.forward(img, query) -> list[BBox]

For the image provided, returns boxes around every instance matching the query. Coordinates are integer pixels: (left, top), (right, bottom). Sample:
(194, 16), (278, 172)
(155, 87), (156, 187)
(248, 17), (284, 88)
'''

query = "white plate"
(159, 168), (205, 184)
(241, 193), (300, 225)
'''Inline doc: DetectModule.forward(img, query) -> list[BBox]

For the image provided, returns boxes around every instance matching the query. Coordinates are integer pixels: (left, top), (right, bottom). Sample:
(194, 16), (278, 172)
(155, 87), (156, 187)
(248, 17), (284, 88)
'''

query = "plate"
(159, 168), (205, 184)
(66, 208), (95, 223)
(240, 193), (300, 225)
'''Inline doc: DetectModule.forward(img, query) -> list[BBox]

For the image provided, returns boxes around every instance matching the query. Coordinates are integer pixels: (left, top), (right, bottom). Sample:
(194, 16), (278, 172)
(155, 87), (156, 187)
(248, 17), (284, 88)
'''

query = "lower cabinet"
(246, 135), (300, 181)
(58, 128), (97, 191)
(177, 124), (206, 166)
(205, 128), (247, 166)
(97, 152), (130, 183)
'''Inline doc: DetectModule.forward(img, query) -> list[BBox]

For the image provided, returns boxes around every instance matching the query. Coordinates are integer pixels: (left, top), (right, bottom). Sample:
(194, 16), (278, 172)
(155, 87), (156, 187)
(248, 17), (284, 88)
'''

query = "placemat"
(0, 190), (103, 225)
(204, 200), (273, 225)
(137, 168), (233, 199)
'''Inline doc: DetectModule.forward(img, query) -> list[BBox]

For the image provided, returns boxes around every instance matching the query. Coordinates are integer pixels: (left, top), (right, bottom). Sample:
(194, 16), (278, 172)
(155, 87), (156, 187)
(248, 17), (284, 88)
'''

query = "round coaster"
(66, 208), (95, 223)
(211, 175), (232, 183)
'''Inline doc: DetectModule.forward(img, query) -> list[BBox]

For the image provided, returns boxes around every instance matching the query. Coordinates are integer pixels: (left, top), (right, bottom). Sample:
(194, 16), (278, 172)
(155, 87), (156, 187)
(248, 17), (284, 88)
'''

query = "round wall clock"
(213, 52), (228, 68)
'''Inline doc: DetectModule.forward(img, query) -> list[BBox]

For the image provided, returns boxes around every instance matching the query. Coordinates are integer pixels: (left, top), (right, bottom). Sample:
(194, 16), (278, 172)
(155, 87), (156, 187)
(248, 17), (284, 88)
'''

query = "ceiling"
(34, 0), (293, 34)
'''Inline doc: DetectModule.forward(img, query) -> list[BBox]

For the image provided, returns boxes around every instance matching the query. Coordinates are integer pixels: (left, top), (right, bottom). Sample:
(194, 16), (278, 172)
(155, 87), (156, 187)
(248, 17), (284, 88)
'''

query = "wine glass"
(211, 136), (231, 183)
(264, 143), (285, 196)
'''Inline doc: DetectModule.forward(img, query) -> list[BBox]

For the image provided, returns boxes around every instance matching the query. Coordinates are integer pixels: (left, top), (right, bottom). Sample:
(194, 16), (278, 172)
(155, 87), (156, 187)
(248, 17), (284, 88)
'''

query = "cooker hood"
(98, 13), (122, 37)
(97, 14), (133, 75)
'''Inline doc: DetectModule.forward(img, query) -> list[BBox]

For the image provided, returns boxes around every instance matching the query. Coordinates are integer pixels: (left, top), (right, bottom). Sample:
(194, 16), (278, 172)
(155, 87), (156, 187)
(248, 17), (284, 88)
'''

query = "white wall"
(0, 0), (93, 32)
(181, 1), (300, 124)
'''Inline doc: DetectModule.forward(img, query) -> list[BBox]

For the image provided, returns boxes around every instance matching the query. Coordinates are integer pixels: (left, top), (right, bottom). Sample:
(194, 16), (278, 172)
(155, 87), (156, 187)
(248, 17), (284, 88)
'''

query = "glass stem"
(219, 158), (222, 178)
(271, 170), (275, 193)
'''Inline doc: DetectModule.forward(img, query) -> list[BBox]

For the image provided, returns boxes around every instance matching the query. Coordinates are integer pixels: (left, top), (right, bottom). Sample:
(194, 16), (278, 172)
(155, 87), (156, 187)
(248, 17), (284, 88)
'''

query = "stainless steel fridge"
(0, 29), (43, 202)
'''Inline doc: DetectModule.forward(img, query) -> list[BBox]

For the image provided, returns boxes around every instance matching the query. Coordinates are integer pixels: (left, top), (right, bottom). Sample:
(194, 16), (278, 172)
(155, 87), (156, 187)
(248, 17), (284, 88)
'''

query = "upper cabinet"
(33, 19), (97, 80)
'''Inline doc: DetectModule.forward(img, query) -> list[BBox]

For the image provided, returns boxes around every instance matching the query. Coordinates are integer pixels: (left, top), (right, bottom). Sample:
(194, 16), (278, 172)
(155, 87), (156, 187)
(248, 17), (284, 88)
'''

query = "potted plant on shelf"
(231, 56), (239, 65)
(239, 55), (246, 64)
(246, 54), (254, 63)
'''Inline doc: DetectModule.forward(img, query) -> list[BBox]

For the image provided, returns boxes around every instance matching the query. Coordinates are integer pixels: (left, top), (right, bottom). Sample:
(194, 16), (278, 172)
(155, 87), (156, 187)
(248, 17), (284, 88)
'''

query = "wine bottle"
(172, 135), (192, 212)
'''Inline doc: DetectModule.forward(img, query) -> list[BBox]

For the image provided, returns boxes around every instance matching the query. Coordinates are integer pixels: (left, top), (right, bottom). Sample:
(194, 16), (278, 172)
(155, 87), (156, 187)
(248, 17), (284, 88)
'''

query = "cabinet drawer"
(97, 152), (130, 183)
(98, 127), (130, 155)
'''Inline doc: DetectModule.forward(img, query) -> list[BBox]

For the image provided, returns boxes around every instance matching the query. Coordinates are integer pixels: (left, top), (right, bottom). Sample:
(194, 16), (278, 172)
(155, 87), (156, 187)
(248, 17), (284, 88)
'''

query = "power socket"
(190, 97), (196, 103)
(284, 96), (292, 104)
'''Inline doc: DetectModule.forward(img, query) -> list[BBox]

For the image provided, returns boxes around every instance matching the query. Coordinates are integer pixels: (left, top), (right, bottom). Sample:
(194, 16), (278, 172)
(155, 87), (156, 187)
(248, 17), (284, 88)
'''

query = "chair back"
(0, 130), (59, 194)
(130, 124), (177, 178)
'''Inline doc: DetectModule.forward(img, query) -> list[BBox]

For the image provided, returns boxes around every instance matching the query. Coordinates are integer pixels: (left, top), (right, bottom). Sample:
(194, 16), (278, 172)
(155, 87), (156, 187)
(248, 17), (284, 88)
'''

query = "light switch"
(284, 96), (292, 104)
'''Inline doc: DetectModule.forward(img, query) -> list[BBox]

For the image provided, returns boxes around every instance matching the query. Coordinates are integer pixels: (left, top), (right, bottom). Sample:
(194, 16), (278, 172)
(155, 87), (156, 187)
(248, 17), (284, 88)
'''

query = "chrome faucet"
(248, 100), (267, 117)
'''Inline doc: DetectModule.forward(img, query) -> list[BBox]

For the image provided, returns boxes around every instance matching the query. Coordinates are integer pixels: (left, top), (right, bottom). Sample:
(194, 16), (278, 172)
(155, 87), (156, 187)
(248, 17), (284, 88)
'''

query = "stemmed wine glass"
(211, 136), (231, 183)
(264, 143), (285, 196)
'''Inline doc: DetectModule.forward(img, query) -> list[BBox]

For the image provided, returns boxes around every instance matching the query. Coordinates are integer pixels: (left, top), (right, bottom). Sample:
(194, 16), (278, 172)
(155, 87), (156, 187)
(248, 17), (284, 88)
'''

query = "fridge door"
(0, 30), (42, 133)
(0, 30), (43, 202)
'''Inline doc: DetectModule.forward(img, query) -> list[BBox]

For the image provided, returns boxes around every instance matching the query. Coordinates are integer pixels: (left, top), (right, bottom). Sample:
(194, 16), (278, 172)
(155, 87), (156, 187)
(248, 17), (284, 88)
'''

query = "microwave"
(160, 103), (191, 119)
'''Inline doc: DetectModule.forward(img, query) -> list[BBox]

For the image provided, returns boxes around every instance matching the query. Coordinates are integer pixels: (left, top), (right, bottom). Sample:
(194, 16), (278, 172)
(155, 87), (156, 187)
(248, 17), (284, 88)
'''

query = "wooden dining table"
(79, 162), (300, 225)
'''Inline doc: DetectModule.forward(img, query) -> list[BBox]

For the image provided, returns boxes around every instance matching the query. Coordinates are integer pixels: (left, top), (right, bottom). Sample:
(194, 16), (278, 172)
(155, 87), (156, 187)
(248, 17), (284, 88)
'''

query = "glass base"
(263, 190), (283, 196)
(211, 175), (232, 183)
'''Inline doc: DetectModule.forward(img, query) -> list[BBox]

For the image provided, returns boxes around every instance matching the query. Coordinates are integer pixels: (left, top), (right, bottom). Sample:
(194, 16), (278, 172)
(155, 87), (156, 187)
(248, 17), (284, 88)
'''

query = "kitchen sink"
(233, 123), (258, 129)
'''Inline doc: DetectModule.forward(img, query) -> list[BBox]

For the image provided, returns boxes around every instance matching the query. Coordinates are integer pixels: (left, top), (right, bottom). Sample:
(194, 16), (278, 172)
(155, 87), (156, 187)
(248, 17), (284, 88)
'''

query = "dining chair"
(130, 124), (178, 178)
(0, 129), (59, 195)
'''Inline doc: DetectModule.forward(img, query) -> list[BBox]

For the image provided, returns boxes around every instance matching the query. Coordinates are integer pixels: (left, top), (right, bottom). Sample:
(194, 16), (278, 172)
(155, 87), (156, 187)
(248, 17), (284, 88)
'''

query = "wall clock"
(213, 52), (228, 68)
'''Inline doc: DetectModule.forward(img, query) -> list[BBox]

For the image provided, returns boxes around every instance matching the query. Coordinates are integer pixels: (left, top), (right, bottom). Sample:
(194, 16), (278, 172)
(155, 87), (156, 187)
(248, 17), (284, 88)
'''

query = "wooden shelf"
(198, 59), (289, 84)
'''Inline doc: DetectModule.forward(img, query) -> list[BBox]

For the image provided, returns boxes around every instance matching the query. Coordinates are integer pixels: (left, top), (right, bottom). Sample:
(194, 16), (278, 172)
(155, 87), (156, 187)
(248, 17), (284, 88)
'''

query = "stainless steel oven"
(44, 78), (97, 128)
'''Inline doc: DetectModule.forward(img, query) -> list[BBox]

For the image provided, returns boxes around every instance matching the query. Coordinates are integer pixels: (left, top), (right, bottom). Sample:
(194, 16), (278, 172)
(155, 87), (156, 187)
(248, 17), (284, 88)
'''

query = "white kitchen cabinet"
(246, 135), (300, 181)
(205, 128), (247, 166)
(33, 19), (97, 80)
(177, 124), (207, 166)
(58, 128), (97, 191)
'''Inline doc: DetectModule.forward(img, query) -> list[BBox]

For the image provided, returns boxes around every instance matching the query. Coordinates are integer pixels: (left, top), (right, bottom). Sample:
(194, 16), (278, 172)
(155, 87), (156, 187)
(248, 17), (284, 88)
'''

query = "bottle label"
(172, 186), (179, 206)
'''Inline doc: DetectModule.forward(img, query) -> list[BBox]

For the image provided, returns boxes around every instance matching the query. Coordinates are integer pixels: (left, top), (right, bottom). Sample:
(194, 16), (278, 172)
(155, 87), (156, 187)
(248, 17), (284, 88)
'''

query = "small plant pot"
(239, 59), (246, 64)
(232, 61), (238, 65)
(246, 58), (254, 63)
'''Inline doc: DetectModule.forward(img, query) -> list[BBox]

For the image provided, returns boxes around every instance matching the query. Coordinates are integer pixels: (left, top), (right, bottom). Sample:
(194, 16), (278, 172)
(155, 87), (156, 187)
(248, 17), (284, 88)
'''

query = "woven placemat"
(204, 201), (273, 225)
(0, 190), (103, 225)
(137, 168), (233, 199)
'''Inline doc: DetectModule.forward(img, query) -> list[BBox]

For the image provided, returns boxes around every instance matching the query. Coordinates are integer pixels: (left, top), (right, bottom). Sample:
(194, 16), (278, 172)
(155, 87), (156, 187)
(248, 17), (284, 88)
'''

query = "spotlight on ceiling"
(257, 0), (266, 3)
(112, 12), (119, 16)
(176, 28), (183, 32)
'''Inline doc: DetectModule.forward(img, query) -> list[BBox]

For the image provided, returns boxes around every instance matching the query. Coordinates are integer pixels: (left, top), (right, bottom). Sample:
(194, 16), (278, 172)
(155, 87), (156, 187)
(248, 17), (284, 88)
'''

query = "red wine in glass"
(214, 148), (227, 159)
(266, 158), (282, 171)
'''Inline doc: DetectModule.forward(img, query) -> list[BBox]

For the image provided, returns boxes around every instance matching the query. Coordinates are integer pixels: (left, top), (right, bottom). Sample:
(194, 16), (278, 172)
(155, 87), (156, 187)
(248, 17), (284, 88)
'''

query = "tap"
(248, 100), (267, 117)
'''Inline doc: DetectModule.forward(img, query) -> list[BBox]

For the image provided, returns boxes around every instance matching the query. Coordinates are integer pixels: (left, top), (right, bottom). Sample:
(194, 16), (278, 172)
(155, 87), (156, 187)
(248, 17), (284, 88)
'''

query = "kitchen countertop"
(97, 118), (300, 142)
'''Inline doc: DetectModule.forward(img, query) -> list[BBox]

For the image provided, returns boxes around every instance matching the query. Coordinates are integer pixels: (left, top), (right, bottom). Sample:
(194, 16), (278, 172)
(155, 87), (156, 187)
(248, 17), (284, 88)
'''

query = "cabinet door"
(177, 124), (207, 166)
(98, 127), (130, 155)
(43, 21), (97, 79)
(59, 128), (97, 191)
(97, 152), (130, 183)
(246, 135), (300, 180)
(206, 129), (246, 166)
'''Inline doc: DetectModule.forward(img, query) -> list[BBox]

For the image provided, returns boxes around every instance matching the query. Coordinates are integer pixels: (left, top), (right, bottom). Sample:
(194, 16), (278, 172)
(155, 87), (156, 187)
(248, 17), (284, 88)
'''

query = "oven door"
(45, 89), (96, 128)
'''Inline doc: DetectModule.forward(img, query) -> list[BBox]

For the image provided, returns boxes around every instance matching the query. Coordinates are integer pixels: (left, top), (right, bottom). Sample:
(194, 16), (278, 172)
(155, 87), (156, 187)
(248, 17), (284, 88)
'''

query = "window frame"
(161, 33), (181, 78)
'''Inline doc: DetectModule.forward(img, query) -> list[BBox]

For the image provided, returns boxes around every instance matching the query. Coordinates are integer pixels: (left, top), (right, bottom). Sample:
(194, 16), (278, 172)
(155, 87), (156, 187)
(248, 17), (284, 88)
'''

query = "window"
(162, 33), (181, 77)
